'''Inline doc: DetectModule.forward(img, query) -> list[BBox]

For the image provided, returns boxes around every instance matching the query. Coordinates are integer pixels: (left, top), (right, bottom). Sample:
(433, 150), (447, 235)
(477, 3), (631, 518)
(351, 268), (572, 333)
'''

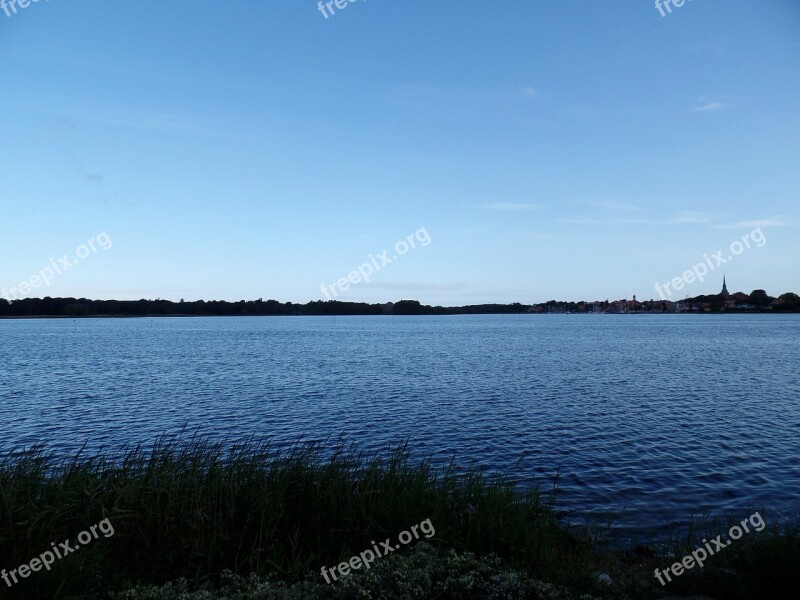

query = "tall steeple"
(721, 275), (729, 297)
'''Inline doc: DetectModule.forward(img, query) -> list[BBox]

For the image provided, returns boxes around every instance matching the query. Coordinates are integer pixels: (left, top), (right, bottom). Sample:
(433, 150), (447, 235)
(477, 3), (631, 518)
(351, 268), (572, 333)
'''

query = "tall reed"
(0, 435), (591, 598)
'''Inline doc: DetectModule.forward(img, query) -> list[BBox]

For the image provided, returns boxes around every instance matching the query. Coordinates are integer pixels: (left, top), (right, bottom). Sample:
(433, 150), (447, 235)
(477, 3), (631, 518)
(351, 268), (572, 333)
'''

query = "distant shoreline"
(1, 294), (799, 318)
(2, 311), (797, 320)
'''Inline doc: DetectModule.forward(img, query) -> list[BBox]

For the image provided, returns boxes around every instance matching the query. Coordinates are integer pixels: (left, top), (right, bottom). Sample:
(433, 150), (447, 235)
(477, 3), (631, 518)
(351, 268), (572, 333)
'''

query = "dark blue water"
(1, 314), (798, 541)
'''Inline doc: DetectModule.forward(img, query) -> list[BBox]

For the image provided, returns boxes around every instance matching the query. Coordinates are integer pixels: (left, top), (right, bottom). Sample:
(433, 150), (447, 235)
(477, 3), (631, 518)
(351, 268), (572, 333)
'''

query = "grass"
(1, 435), (798, 599)
(0, 435), (597, 599)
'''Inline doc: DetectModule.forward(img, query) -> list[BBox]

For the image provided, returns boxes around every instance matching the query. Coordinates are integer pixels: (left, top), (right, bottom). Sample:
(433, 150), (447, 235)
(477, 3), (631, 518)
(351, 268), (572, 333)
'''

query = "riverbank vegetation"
(0, 437), (797, 599)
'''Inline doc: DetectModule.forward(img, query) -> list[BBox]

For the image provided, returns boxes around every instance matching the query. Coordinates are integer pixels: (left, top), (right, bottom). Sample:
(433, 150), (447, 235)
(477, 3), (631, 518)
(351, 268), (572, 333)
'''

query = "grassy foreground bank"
(0, 437), (797, 599)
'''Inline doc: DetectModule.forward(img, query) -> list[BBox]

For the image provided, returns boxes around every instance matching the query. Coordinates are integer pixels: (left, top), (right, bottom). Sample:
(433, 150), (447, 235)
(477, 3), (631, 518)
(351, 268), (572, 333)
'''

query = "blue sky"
(1, 0), (798, 305)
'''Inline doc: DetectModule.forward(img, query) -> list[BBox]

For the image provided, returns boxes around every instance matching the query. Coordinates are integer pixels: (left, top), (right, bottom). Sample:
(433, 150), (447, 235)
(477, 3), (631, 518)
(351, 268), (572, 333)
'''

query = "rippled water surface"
(1, 314), (798, 540)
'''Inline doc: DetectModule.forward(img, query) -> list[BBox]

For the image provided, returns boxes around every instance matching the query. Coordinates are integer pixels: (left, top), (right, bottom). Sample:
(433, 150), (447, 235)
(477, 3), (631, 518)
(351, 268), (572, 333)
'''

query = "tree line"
(0, 298), (531, 318)
(0, 293), (797, 318)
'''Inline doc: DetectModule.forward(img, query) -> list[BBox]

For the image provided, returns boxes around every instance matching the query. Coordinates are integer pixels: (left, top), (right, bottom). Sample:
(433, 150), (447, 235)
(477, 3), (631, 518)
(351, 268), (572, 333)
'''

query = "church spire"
(721, 275), (729, 297)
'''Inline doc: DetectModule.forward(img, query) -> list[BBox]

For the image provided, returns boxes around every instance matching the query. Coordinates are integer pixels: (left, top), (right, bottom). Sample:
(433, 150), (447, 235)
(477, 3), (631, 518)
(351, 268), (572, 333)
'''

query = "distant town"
(1, 279), (799, 317)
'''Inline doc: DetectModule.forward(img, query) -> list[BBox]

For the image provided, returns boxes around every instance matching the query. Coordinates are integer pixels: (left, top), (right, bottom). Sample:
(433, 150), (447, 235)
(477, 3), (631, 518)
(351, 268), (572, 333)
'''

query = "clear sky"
(1, 0), (798, 305)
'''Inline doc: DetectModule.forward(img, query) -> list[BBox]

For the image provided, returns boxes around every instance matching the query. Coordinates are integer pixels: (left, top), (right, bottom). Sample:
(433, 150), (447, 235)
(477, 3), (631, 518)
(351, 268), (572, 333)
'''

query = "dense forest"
(0, 297), (531, 317)
(1, 292), (798, 318)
